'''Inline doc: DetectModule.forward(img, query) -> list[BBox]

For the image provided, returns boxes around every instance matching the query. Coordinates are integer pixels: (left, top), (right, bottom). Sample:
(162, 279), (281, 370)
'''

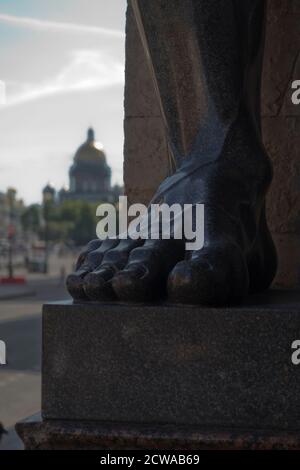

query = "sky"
(0, 0), (126, 204)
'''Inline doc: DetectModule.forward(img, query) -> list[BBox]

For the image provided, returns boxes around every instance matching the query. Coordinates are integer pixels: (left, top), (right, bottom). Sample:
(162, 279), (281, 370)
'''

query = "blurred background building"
(0, 126), (124, 276)
(61, 127), (115, 203)
(0, 188), (24, 242)
(44, 127), (122, 205)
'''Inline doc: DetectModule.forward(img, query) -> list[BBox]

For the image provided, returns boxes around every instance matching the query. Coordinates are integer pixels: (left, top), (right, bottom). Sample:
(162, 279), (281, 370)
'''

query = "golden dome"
(74, 128), (106, 165)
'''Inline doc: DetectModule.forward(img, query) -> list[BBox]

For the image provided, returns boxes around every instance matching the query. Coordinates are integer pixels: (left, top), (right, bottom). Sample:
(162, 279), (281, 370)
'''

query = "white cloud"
(1, 49), (124, 108)
(0, 13), (125, 38)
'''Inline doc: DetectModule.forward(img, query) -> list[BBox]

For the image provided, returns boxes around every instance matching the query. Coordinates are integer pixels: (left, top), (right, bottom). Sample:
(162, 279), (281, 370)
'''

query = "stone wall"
(124, 0), (300, 288)
(262, 0), (300, 287)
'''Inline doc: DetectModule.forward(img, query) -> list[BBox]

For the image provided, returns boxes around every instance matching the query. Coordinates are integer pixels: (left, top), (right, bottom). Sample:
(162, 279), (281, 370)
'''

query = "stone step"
(15, 413), (300, 450)
(42, 290), (300, 431)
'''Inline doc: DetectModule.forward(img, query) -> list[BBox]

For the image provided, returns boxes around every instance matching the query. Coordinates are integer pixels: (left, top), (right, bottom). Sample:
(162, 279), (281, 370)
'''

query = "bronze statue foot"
(66, 123), (277, 306)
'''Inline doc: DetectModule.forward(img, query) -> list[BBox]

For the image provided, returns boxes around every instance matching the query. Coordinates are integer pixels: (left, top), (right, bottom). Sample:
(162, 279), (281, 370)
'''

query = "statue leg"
(67, 0), (277, 305)
(131, 0), (267, 161)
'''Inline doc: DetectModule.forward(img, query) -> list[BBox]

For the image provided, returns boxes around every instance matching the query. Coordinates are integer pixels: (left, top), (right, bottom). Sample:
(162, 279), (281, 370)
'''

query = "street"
(0, 268), (72, 449)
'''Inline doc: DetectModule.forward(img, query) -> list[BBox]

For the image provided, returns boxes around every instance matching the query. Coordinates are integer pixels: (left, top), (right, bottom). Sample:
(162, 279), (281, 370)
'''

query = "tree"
(21, 204), (41, 232)
(71, 202), (97, 246)
(21, 199), (105, 246)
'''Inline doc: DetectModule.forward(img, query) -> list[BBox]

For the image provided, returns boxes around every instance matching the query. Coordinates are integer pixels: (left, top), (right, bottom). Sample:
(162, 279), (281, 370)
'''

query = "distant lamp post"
(43, 202), (50, 274)
(6, 188), (16, 279)
(42, 184), (55, 274)
(7, 223), (15, 278)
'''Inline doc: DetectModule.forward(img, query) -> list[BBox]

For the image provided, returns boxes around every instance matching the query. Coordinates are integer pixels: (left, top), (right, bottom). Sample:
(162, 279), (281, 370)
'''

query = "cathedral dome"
(68, 127), (112, 199)
(74, 128), (107, 166)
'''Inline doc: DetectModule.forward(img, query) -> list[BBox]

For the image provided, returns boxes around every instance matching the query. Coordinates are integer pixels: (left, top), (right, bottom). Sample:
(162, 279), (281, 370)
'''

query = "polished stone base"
(16, 291), (300, 450)
(16, 413), (300, 450)
(42, 291), (300, 430)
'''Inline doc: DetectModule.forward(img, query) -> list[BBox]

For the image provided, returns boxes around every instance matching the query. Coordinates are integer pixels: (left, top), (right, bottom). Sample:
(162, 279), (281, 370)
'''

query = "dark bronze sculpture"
(66, 0), (277, 306)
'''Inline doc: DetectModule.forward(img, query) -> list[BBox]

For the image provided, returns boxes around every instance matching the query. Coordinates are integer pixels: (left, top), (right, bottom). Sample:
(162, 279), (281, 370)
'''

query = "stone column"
(123, 4), (170, 207)
(124, 0), (300, 288)
(263, 0), (300, 288)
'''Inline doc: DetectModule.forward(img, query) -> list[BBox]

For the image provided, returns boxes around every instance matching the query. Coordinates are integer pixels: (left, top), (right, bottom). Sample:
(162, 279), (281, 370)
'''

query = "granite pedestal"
(16, 291), (300, 449)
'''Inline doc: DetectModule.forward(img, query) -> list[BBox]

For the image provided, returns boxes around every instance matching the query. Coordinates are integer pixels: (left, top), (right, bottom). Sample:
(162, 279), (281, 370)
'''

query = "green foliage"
(22, 200), (104, 246)
(22, 200), (122, 245)
(21, 204), (41, 232)
(71, 202), (98, 246)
